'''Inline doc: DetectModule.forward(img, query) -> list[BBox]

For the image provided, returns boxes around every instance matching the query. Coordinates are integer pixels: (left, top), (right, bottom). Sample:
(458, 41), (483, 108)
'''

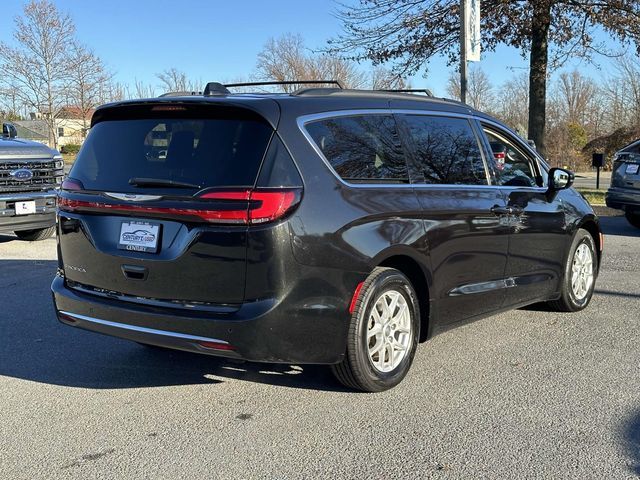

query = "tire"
(547, 228), (598, 312)
(14, 226), (55, 241)
(625, 210), (640, 229)
(331, 267), (420, 392)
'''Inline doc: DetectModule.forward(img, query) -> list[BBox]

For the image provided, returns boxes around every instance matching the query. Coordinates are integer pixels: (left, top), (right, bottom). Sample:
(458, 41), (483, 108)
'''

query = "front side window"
(483, 128), (539, 187)
(400, 115), (488, 185)
(305, 114), (409, 183)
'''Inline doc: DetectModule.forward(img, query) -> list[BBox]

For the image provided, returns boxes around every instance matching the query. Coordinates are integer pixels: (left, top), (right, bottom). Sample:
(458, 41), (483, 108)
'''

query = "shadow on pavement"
(0, 259), (347, 392)
(624, 410), (640, 476)
(598, 214), (639, 238)
(0, 234), (17, 244)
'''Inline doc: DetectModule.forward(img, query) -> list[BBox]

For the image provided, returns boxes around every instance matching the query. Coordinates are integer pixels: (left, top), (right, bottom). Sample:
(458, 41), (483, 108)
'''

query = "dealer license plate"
(117, 221), (160, 253)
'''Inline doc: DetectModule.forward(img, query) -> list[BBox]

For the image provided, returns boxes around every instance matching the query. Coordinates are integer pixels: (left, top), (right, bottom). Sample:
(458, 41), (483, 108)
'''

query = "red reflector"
(58, 312), (78, 323)
(494, 153), (505, 160)
(197, 341), (235, 351)
(349, 281), (365, 314)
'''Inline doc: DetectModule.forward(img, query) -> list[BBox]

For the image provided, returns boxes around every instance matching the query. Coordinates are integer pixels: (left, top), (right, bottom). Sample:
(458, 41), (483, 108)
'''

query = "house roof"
(7, 120), (48, 140)
(57, 106), (95, 120)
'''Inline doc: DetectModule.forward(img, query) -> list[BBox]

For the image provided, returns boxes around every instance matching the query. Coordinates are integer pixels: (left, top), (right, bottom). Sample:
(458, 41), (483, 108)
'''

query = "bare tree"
(446, 66), (494, 112)
(0, 0), (75, 148)
(554, 70), (597, 125)
(0, 83), (26, 120)
(156, 68), (199, 94)
(126, 79), (156, 99)
(66, 41), (111, 136)
(495, 73), (530, 135)
(370, 67), (408, 90)
(255, 33), (369, 92)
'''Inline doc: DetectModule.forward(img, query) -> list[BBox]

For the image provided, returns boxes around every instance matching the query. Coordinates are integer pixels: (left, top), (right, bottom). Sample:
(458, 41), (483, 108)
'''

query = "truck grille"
(0, 159), (63, 192)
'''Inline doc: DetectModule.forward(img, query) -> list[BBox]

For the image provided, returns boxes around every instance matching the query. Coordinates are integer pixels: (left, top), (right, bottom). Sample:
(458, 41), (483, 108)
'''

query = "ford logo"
(9, 169), (33, 182)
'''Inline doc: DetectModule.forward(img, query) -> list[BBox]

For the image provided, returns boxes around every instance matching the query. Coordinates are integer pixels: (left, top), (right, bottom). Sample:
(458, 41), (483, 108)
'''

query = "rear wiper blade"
(129, 177), (201, 189)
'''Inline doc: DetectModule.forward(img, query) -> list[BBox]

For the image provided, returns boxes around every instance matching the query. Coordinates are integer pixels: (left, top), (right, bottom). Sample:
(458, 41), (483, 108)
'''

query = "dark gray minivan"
(53, 82), (603, 391)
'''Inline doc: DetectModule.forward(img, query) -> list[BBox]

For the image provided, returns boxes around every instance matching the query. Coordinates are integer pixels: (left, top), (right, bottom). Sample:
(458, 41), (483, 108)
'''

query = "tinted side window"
(483, 128), (538, 187)
(400, 115), (487, 185)
(305, 115), (409, 183)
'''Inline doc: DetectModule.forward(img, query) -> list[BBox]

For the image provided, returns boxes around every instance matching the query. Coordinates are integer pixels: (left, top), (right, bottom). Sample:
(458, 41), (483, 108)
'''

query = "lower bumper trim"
(58, 310), (240, 358)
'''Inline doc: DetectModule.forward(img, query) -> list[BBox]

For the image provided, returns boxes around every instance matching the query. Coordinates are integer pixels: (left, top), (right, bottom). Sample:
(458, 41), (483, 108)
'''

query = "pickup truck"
(0, 122), (64, 240)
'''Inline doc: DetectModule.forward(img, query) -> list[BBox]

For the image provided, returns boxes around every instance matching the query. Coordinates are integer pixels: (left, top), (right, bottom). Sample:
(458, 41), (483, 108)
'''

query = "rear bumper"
(51, 275), (348, 364)
(0, 190), (57, 233)
(605, 188), (640, 211)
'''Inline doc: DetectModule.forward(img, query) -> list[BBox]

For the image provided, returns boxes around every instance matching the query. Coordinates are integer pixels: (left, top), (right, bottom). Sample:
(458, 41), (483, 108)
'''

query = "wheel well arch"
(378, 255), (432, 343)
(577, 218), (602, 266)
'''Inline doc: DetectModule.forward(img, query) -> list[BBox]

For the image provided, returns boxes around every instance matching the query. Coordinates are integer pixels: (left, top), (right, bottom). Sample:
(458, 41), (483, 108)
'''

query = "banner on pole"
(465, 0), (481, 62)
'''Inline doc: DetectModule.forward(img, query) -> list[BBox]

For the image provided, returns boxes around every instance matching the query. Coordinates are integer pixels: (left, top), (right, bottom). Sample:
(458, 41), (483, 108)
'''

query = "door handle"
(490, 205), (511, 216)
(491, 205), (524, 216)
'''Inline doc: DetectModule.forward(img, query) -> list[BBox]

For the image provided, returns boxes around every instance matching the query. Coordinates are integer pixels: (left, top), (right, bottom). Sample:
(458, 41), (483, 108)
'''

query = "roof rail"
(379, 88), (433, 97)
(224, 80), (344, 90)
(158, 91), (201, 97)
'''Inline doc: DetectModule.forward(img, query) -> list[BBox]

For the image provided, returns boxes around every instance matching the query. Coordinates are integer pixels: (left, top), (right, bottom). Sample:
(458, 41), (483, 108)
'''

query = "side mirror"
(2, 122), (17, 139)
(548, 167), (574, 191)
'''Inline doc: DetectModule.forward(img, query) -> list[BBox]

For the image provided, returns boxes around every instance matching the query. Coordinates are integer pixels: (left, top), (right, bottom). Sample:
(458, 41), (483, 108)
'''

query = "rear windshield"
(70, 105), (273, 194)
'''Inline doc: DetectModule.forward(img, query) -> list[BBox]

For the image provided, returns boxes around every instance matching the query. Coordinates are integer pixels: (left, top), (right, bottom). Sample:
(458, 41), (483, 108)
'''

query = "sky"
(0, 0), (631, 97)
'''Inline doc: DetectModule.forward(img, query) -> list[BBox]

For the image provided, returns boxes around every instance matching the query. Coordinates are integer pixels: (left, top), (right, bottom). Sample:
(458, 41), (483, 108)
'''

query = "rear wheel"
(548, 228), (597, 312)
(625, 210), (640, 229)
(331, 267), (420, 392)
(14, 226), (55, 241)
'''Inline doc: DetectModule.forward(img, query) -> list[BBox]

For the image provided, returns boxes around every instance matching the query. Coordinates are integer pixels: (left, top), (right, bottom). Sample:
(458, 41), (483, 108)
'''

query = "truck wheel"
(625, 210), (640, 229)
(14, 226), (55, 241)
(331, 267), (420, 392)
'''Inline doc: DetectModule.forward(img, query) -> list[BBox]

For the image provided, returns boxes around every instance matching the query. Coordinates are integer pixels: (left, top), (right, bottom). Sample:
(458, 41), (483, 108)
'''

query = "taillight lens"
(198, 188), (301, 224)
(58, 187), (302, 225)
(61, 178), (85, 191)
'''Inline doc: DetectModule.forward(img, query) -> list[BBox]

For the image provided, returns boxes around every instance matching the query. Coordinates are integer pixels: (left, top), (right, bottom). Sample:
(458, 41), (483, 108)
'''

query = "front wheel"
(625, 210), (640, 229)
(331, 267), (420, 392)
(14, 226), (55, 241)
(547, 228), (598, 312)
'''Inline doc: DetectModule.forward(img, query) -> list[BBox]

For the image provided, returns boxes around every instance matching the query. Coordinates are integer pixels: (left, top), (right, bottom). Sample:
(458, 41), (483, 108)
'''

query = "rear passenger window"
(305, 115), (409, 183)
(400, 115), (488, 185)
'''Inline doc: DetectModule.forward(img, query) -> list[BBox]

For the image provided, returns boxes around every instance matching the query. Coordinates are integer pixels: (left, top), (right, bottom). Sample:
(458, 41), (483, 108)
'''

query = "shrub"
(61, 143), (81, 154)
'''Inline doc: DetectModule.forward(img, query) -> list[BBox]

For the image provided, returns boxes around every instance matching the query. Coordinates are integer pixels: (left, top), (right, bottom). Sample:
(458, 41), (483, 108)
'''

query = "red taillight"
(58, 187), (301, 225)
(198, 188), (301, 224)
(494, 152), (505, 160)
(61, 178), (84, 191)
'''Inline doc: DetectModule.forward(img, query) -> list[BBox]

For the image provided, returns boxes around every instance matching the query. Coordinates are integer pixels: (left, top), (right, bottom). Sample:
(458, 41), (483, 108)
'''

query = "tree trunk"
(527, 1), (551, 158)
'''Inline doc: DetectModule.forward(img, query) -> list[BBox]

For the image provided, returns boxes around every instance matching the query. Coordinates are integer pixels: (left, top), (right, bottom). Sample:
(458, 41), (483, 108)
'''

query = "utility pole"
(460, 0), (467, 104)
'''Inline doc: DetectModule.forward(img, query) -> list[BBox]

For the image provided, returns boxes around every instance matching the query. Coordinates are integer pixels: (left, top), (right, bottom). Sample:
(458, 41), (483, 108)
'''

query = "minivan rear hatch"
(57, 100), (289, 307)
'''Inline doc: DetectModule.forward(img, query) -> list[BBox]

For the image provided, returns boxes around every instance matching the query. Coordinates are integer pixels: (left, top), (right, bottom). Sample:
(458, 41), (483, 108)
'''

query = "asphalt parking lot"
(1, 212), (639, 479)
